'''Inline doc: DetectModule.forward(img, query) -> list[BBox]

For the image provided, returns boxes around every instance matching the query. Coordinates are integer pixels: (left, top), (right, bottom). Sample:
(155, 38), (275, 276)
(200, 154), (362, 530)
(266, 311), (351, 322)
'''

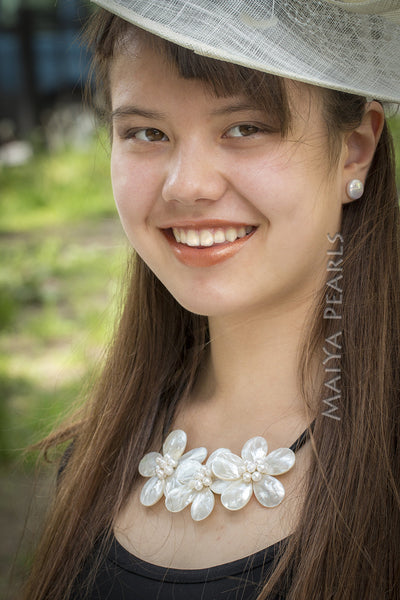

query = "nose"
(161, 142), (227, 206)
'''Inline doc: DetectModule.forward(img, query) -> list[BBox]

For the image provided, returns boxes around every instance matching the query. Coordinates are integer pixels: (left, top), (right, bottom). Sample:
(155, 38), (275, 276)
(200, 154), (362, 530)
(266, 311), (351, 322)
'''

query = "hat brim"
(91, 0), (400, 104)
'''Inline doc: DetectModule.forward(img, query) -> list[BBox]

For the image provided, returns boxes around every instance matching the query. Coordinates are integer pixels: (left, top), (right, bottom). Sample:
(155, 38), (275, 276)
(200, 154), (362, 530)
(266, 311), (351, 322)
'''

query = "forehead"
(110, 47), (254, 115)
(110, 43), (205, 99)
(108, 35), (325, 132)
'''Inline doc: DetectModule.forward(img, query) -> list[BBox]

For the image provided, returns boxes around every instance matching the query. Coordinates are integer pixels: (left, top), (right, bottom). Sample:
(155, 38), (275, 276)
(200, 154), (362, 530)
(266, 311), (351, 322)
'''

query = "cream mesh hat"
(91, 0), (400, 104)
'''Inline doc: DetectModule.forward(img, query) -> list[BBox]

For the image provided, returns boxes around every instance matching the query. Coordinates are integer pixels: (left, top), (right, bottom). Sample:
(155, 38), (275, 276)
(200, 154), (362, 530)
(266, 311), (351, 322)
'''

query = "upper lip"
(158, 219), (257, 229)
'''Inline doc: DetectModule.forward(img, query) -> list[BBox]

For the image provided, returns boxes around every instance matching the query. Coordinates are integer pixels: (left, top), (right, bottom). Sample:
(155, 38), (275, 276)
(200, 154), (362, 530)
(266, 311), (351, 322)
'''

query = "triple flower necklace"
(138, 428), (310, 521)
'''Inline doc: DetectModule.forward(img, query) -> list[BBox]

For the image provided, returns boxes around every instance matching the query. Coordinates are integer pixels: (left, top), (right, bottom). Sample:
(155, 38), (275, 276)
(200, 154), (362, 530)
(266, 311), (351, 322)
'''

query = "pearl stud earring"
(347, 179), (364, 200)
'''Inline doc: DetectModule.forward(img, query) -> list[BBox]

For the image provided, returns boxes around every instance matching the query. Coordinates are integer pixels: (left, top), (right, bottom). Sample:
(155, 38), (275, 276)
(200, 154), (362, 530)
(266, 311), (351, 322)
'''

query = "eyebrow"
(111, 106), (167, 120)
(210, 101), (264, 116)
(111, 101), (262, 121)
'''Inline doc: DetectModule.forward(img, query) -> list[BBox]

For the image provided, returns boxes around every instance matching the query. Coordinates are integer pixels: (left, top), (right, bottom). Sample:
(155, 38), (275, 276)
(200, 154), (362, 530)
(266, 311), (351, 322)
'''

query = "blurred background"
(0, 1), (125, 597)
(0, 1), (399, 598)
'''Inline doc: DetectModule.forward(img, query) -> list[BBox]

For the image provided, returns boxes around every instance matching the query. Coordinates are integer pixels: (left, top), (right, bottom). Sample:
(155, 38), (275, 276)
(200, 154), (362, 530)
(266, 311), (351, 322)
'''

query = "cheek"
(248, 152), (337, 221)
(111, 151), (156, 226)
(234, 155), (308, 223)
(238, 156), (341, 260)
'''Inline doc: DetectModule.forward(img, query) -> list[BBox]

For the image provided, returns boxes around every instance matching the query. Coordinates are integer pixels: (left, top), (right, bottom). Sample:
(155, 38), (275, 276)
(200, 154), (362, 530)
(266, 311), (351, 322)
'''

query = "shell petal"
(241, 436), (268, 462)
(212, 452), (243, 480)
(165, 485), (194, 512)
(163, 430), (187, 460)
(263, 448), (295, 475)
(206, 447), (231, 468)
(176, 460), (201, 484)
(210, 479), (231, 494)
(181, 447), (207, 463)
(138, 452), (160, 477)
(164, 473), (181, 496)
(253, 475), (285, 508)
(221, 480), (253, 511)
(140, 476), (164, 507)
(191, 489), (215, 521)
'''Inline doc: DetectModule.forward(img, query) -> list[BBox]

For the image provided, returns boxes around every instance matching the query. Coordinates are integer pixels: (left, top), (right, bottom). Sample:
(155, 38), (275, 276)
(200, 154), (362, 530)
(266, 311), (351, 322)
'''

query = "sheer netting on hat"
(91, 0), (400, 103)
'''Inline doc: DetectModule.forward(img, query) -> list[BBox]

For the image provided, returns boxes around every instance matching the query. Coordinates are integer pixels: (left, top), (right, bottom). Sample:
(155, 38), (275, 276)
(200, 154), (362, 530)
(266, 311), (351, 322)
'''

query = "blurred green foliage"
(0, 136), (114, 232)
(0, 134), (125, 465)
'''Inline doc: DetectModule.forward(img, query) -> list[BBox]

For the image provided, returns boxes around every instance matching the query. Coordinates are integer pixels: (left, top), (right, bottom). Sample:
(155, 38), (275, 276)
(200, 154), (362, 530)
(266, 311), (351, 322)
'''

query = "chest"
(114, 454), (308, 569)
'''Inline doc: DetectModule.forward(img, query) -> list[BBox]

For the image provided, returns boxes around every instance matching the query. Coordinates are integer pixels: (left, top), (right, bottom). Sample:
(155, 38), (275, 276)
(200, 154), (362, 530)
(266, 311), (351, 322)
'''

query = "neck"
(177, 296), (320, 450)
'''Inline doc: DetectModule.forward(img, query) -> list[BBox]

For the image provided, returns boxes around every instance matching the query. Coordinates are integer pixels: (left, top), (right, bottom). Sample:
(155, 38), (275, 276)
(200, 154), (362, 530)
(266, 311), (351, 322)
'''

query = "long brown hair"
(23, 9), (400, 599)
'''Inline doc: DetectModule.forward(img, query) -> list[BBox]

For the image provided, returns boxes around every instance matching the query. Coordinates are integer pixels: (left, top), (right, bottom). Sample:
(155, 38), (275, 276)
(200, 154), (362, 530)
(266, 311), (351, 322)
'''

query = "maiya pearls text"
(322, 233), (343, 421)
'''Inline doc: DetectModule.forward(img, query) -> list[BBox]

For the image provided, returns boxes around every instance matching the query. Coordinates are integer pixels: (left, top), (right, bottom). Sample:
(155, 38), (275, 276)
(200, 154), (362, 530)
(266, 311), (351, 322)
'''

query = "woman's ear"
(342, 101), (385, 205)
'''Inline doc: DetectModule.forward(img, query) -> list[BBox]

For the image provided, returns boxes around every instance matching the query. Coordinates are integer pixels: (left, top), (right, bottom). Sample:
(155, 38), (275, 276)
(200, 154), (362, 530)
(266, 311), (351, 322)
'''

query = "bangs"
(87, 9), (292, 136)
(159, 40), (291, 135)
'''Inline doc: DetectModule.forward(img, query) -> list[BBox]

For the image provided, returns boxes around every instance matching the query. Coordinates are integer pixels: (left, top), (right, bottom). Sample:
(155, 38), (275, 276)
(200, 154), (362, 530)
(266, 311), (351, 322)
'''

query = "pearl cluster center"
(155, 454), (178, 479)
(188, 466), (213, 491)
(240, 460), (266, 483)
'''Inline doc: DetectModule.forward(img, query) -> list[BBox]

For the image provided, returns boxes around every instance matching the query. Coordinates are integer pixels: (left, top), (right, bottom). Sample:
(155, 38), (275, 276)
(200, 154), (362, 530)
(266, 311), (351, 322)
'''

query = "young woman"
(23, 1), (400, 599)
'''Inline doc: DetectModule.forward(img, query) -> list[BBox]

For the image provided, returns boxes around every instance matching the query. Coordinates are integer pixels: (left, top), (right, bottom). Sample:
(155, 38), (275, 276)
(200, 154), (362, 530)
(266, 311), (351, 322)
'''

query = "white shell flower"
(138, 430), (207, 507)
(211, 436), (295, 511)
(165, 448), (229, 521)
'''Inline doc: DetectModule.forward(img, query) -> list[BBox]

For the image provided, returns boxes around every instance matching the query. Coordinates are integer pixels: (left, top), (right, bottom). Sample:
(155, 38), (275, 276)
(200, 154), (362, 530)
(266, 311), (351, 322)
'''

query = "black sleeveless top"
(71, 430), (309, 599)
(72, 535), (288, 599)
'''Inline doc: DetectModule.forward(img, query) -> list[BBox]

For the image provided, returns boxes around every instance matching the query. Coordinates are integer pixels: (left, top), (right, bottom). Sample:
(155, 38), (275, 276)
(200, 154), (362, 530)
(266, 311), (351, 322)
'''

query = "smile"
(172, 225), (254, 247)
(162, 224), (257, 267)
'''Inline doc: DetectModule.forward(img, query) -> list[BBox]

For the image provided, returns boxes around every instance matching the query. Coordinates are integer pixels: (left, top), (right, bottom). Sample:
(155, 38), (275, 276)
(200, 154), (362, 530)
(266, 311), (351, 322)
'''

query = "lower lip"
(162, 229), (256, 267)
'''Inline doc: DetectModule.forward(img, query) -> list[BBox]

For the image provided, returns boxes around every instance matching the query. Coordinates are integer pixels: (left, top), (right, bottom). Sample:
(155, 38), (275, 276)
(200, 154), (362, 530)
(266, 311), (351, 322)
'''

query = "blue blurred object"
(33, 29), (89, 94)
(0, 32), (23, 94)
(0, 0), (91, 138)
(0, 29), (89, 95)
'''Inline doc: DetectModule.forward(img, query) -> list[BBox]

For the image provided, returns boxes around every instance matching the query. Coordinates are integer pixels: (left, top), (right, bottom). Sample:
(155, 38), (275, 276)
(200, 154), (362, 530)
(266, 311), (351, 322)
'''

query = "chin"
(167, 290), (244, 318)
(171, 295), (221, 317)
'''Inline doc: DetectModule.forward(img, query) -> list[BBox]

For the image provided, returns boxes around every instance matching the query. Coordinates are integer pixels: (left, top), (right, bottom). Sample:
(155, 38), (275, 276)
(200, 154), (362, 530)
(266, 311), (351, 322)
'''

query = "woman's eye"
(132, 128), (168, 142)
(225, 124), (261, 138)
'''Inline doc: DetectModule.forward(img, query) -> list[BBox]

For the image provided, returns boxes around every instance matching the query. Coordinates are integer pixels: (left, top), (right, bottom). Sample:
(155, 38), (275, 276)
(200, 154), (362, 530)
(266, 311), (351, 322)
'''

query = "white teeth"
(225, 227), (237, 242)
(172, 228), (181, 242)
(199, 230), (214, 247)
(214, 229), (226, 244)
(171, 226), (254, 246)
(186, 230), (200, 246)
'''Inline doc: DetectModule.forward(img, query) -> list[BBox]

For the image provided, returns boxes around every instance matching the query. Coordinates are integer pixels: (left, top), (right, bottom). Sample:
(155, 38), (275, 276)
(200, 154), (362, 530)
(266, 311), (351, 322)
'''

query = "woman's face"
(110, 42), (347, 318)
